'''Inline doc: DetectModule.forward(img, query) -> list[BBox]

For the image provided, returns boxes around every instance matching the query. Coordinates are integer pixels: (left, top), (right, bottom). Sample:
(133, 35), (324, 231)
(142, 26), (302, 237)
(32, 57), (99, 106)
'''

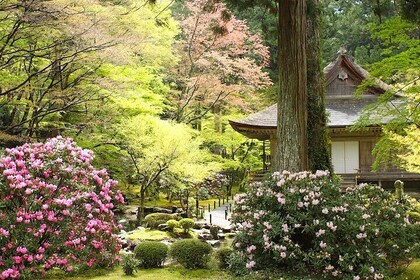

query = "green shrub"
(121, 254), (139, 275)
(144, 213), (178, 229)
(216, 247), (233, 268)
(210, 225), (219, 239)
(179, 218), (195, 233)
(170, 239), (212, 268)
(166, 219), (179, 232)
(134, 241), (168, 268)
(231, 170), (420, 279)
(408, 211), (420, 222)
(227, 252), (248, 276)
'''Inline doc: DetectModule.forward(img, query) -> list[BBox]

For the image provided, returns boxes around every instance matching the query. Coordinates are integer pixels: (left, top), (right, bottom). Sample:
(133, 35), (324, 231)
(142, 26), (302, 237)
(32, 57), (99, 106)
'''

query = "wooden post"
(208, 204), (210, 212)
(218, 199), (221, 207)
(224, 209), (228, 220)
(210, 214), (212, 225)
(222, 198), (225, 204)
(214, 201), (216, 209)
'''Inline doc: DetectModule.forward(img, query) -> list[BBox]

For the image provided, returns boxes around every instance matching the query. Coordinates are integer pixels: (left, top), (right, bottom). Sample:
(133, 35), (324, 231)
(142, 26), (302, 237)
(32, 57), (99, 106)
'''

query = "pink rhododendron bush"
(230, 171), (420, 279)
(0, 137), (124, 279)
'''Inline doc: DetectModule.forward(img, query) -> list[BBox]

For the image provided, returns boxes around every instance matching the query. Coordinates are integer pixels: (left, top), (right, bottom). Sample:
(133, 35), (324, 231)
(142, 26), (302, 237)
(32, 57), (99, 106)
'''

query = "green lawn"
(125, 229), (171, 240)
(45, 259), (420, 280)
(46, 265), (230, 280)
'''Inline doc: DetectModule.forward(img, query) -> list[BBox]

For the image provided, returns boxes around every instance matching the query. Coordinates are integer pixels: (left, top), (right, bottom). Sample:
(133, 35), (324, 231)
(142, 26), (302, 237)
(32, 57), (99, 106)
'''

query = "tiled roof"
(229, 98), (385, 129)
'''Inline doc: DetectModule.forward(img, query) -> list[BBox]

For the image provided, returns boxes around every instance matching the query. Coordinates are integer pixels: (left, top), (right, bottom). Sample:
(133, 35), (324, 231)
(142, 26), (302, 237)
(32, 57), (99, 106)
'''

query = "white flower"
(362, 213), (370, 219)
(246, 260), (256, 269)
(325, 264), (334, 270)
(322, 208), (329, 214)
(277, 179), (286, 187)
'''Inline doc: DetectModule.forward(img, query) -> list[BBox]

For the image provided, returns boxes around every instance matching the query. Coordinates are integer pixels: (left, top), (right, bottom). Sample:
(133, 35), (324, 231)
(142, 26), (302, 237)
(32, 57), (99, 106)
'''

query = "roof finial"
(337, 46), (347, 56)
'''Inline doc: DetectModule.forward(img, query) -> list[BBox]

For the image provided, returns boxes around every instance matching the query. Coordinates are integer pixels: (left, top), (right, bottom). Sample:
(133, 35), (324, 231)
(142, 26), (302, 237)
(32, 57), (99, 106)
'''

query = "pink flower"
(246, 260), (256, 269)
(12, 256), (22, 264)
(246, 245), (256, 253)
(85, 204), (92, 212)
(16, 247), (27, 254)
(280, 252), (287, 258)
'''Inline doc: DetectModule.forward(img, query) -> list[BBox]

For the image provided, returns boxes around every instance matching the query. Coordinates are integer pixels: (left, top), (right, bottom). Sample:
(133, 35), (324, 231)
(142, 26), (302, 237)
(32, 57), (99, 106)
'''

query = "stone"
(198, 233), (212, 241)
(153, 207), (172, 214)
(217, 233), (226, 240)
(193, 221), (208, 229)
(158, 224), (169, 231)
(221, 226), (232, 233)
(206, 240), (221, 247)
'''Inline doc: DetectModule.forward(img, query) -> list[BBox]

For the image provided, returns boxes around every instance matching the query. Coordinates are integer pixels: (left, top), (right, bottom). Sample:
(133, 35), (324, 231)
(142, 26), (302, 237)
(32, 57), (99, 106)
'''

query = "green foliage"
(125, 229), (170, 241)
(166, 219), (179, 232)
(226, 252), (249, 276)
(178, 218), (195, 233)
(210, 225), (219, 240)
(121, 254), (139, 275)
(134, 241), (169, 268)
(216, 247), (234, 269)
(170, 239), (213, 269)
(144, 213), (179, 229)
(231, 170), (420, 278)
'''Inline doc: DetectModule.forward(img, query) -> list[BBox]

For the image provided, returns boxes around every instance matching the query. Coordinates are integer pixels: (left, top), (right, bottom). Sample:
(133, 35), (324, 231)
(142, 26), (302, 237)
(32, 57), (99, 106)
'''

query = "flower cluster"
(196, 172), (229, 199)
(0, 137), (124, 279)
(230, 171), (419, 279)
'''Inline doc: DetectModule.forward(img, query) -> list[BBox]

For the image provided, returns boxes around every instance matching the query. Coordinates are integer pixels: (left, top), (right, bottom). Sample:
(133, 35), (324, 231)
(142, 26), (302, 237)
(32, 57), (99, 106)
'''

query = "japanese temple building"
(229, 54), (420, 189)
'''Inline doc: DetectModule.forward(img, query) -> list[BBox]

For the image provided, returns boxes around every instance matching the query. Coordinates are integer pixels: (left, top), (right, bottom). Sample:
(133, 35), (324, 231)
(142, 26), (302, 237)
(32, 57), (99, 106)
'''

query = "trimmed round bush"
(0, 137), (124, 278)
(216, 247), (233, 268)
(134, 241), (168, 268)
(179, 218), (195, 233)
(230, 170), (420, 279)
(144, 213), (178, 229)
(166, 219), (179, 232)
(170, 239), (212, 268)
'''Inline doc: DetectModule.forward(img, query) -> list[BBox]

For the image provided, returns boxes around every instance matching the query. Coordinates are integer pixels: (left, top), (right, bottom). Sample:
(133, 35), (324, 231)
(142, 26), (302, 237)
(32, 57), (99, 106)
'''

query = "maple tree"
(166, 0), (271, 125)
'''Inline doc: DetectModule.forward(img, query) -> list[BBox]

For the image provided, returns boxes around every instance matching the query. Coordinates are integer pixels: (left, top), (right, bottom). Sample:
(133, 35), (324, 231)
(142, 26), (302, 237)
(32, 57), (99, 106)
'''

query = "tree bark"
(137, 188), (146, 223)
(306, 0), (332, 172)
(275, 0), (308, 172)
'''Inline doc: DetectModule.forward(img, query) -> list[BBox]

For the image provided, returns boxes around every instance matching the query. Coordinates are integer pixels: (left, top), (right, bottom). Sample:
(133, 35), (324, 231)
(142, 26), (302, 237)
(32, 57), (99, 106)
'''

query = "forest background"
(0, 0), (418, 208)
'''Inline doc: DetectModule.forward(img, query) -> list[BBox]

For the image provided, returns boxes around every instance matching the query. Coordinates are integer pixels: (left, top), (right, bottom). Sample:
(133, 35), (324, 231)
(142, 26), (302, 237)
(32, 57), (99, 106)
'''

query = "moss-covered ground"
(46, 259), (420, 280)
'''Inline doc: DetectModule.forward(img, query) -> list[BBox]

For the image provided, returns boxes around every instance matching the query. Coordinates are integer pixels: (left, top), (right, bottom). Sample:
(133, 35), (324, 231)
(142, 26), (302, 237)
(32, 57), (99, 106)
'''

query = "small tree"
(168, 0), (271, 124)
(115, 116), (212, 222)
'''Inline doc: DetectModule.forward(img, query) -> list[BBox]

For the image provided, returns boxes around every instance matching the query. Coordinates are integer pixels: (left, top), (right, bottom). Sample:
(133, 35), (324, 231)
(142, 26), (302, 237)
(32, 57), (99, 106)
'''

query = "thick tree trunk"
(275, 0), (308, 172)
(306, 0), (332, 172)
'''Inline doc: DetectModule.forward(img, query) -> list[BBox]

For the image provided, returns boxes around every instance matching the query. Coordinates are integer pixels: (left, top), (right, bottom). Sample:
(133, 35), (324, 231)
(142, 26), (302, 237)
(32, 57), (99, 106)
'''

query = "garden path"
(203, 203), (232, 229)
